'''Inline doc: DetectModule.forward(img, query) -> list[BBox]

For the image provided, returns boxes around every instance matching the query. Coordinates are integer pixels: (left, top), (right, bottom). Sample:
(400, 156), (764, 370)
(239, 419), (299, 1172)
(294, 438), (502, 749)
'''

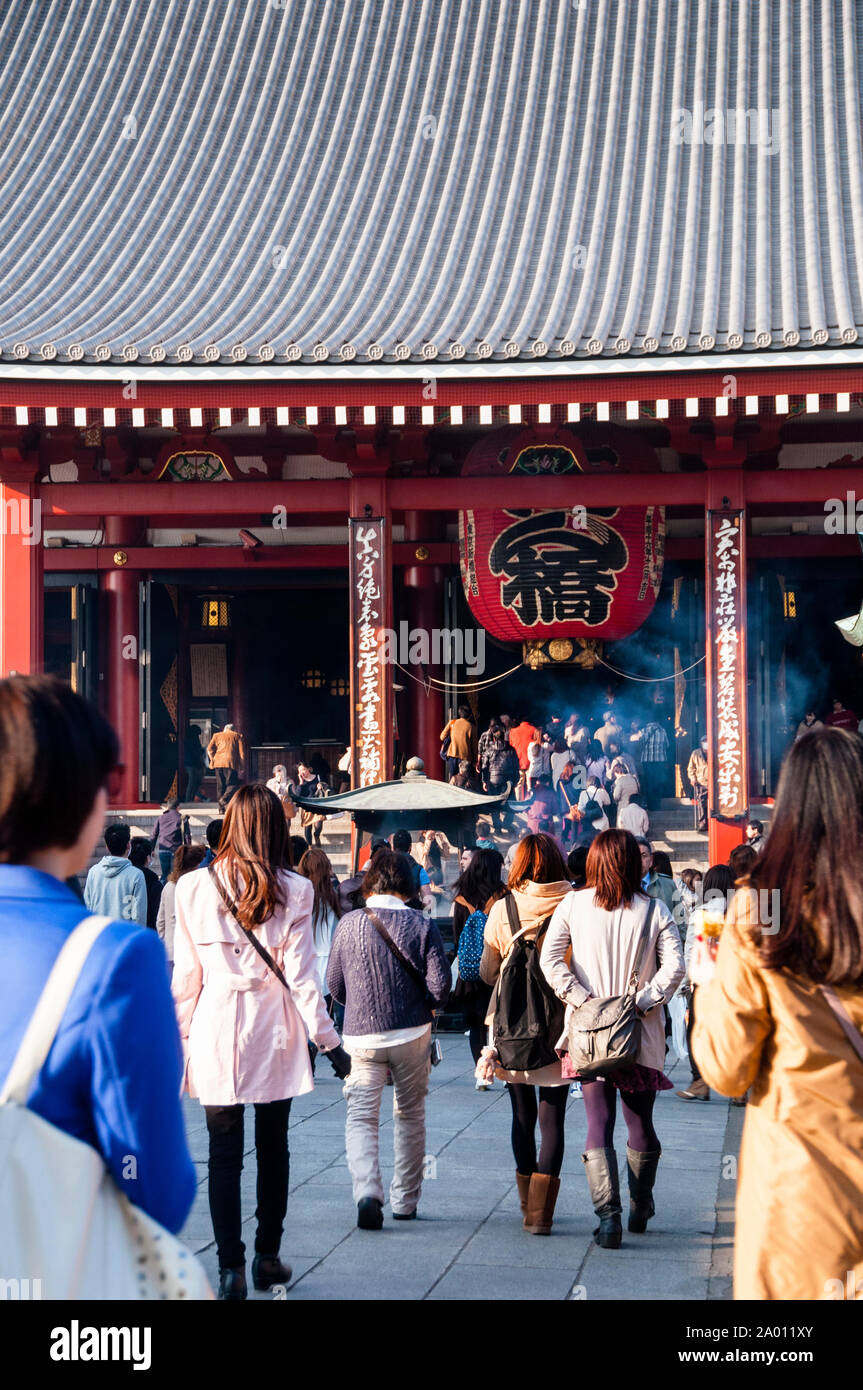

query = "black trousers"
(686, 988), (703, 1083)
(215, 767), (239, 801)
(205, 1099), (292, 1269)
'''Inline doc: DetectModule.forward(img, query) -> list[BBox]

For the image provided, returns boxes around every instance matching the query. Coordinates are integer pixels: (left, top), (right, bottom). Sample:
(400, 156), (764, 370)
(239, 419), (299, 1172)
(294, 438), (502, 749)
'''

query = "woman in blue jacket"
(0, 674), (196, 1236)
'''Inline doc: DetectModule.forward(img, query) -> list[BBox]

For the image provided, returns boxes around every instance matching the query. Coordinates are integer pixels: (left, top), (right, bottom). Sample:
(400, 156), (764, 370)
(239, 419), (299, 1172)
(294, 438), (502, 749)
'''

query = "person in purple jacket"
(327, 849), (450, 1231)
(0, 674), (196, 1240)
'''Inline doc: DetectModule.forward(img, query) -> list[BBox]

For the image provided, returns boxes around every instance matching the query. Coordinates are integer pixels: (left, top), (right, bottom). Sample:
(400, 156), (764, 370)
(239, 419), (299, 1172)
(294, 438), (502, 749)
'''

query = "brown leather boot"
(524, 1173), (561, 1235)
(516, 1171), (532, 1220)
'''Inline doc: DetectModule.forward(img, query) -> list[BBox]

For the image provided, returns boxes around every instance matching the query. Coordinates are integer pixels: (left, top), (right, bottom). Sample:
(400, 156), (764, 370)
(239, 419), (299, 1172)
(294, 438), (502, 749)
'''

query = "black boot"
(252, 1252), (293, 1290)
(582, 1147), (622, 1249)
(357, 1196), (384, 1230)
(218, 1266), (247, 1300)
(626, 1146), (661, 1233)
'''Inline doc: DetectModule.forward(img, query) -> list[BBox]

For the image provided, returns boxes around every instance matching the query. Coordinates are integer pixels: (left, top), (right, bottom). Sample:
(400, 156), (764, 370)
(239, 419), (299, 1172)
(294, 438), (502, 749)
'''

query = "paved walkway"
(180, 1038), (741, 1301)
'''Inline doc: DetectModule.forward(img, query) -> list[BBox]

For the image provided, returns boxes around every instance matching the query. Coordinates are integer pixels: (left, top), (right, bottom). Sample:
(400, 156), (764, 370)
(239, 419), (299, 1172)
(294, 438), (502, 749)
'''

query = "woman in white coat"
(172, 785), (351, 1300)
(541, 829), (683, 1248)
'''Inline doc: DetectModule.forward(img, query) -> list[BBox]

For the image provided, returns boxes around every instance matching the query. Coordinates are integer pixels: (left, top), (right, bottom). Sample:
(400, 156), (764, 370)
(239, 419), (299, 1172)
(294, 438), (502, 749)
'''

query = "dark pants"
(216, 767), (238, 801)
(641, 761), (665, 811)
(582, 1079), (659, 1152)
(693, 782), (708, 832)
(445, 756), (461, 782)
(184, 764), (203, 800)
(158, 849), (174, 883)
(303, 822), (322, 845)
(506, 1083), (569, 1177)
(205, 1099), (292, 1270)
(486, 780), (513, 833)
(686, 988), (703, 1083)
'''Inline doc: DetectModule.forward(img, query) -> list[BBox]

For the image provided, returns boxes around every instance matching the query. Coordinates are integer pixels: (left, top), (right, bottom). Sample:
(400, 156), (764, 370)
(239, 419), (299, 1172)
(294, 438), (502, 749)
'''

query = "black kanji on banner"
(489, 510), (627, 627)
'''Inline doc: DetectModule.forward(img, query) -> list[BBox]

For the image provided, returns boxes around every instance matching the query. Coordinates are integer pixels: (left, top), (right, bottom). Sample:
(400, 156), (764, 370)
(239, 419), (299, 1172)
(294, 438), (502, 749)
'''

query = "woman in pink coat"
(173, 784), (351, 1300)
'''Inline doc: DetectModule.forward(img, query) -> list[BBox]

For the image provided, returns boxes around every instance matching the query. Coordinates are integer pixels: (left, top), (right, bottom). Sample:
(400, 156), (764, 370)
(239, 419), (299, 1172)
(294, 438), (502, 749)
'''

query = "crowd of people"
(1, 674), (861, 1306)
(440, 702), (678, 846)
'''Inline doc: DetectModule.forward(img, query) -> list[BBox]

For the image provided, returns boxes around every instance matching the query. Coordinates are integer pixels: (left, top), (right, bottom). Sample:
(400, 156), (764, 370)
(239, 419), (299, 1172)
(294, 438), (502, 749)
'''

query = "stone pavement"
(179, 1037), (741, 1302)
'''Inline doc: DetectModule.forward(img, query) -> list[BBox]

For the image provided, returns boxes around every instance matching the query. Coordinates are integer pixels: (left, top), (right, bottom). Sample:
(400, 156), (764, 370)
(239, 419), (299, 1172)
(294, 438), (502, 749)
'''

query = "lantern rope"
(596, 654), (706, 682)
(392, 660), (525, 693)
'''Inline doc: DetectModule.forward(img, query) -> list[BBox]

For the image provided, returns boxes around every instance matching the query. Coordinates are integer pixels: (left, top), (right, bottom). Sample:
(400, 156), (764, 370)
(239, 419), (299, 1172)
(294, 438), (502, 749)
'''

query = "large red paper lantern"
(458, 426), (665, 643)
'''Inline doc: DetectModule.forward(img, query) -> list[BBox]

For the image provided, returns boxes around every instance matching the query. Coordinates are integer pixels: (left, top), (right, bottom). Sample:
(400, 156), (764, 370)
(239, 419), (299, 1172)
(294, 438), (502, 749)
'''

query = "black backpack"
(493, 894), (566, 1072)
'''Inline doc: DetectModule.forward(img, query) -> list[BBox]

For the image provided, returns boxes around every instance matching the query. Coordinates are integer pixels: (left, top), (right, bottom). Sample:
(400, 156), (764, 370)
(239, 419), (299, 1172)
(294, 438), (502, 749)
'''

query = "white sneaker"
(569, 1082), (583, 1099)
(475, 1079), (492, 1091)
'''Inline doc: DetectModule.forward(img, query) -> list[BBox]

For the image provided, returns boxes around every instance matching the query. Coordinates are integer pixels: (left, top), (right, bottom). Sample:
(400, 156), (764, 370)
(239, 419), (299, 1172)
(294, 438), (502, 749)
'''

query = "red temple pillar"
(403, 511), (445, 777)
(103, 519), (143, 806)
(704, 461), (749, 864)
(0, 447), (43, 677)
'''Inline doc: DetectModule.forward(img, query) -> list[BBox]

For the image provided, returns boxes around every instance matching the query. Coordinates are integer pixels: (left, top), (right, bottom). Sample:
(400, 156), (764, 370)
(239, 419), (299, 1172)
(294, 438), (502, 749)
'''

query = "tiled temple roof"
(1, 0), (862, 371)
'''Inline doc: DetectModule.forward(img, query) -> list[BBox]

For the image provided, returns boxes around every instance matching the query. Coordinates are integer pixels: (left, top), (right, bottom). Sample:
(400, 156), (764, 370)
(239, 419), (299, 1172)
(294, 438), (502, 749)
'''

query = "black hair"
(567, 844), (589, 887)
(452, 846), (505, 908)
(288, 834), (308, 869)
(129, 836), (153, 868)
(105, 823), (131, 856)
(205, 818), (224, 850)
(391, 828), (412, 853)
(703, 863), (735, 900)
(0, 675), (118, 863)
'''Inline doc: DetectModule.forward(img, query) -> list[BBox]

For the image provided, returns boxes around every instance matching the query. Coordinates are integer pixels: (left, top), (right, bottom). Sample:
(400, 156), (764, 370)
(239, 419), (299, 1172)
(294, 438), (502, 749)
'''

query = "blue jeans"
(158, 849), (174, 883)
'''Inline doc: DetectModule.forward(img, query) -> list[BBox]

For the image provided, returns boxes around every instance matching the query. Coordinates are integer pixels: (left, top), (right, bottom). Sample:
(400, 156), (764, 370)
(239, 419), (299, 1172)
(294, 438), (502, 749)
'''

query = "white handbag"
(0, 915), (213, 1300)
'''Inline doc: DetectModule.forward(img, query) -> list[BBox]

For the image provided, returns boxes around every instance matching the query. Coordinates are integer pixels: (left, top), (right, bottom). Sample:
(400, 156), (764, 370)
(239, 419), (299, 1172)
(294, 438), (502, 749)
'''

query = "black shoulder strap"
(504, 891), (520, 939)
(208, 865), (290, 992)
(365, 909), (427, 995)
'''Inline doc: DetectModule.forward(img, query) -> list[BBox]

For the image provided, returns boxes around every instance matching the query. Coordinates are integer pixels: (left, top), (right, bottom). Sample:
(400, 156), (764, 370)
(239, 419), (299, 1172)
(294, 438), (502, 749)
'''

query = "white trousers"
(343, 1027), (431, 1215)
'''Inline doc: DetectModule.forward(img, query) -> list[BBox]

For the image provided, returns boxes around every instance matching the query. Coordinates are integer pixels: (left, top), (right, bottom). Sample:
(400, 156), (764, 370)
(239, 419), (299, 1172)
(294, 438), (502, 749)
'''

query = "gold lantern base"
(523, 638), (604, 670)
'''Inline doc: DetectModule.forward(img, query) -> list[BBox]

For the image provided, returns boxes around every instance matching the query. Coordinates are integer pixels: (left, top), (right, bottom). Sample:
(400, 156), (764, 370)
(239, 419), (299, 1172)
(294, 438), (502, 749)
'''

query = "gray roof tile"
(1, 0), (862, 368)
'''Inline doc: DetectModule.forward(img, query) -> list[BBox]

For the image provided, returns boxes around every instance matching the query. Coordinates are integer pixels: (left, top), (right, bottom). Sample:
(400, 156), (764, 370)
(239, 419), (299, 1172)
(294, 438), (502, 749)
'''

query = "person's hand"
(325, 1044), (352, 1079)
(688, 936), (718, 988)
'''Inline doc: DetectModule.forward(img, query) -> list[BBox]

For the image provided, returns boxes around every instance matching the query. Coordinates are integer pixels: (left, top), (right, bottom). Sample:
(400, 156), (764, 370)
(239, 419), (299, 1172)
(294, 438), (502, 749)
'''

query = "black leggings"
(507, 1083), (569, 1177)
(205, 1099), (292, 1269)
(581, 1079), (659, 1153)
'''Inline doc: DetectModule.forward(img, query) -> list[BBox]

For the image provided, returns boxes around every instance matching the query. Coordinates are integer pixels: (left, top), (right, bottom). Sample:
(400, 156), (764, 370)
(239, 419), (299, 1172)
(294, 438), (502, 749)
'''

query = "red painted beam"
(43, 542), (459, 571)
(43, 480), (351, 516)
(39, 467), (863, 518)
(3, 364), (863, 408)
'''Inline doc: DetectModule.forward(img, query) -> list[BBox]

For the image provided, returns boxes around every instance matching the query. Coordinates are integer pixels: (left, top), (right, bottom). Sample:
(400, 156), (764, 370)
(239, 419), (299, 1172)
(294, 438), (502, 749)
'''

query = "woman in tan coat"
(479, 834), (572, 1235)
(692, 727), (863, 1301)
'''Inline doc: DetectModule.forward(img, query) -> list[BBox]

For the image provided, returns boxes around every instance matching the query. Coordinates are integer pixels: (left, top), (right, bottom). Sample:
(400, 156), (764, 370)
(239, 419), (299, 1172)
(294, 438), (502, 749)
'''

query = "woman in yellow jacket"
(691, 728), (863, 1301)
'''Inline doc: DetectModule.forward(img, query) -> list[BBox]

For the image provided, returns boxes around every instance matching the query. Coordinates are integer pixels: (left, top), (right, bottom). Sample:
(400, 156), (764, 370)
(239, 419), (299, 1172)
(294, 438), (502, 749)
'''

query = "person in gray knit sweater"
(327, 849), (450, 1229)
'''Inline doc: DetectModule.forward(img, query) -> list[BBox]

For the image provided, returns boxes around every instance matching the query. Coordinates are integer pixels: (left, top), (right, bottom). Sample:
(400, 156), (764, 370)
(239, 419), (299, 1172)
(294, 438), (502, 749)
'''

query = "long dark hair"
(453, 847), (505, 911)
(749, 728), (863, 985)
(214, 784), (288, 929)
(297, 846), (341, 939)
(586, 829), (643, 910)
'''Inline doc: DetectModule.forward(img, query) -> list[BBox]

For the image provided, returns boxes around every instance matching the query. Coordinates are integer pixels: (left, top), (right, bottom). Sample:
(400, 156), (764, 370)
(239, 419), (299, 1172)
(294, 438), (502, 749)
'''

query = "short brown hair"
(508, 833), (569, 889)
(169, 844), (207, 881)
(363, 849), (416, 900)
(586, 829), (643, 910)
(0, 675), (118, 863)
(728, 843), (757, 881)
